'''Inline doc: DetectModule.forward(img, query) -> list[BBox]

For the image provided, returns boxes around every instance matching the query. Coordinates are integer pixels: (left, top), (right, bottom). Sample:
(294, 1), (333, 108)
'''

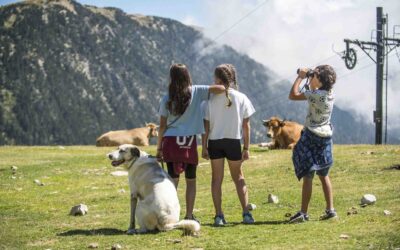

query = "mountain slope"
(0, 0), (375, 145)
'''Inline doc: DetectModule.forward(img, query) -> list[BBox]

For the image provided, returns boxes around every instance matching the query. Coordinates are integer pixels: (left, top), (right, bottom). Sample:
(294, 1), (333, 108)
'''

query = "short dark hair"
(315, 65), (336, 91)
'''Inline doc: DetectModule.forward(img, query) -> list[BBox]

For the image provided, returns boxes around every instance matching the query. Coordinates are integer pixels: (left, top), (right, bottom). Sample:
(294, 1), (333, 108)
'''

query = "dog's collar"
(126, 155), (154, 169)
(127, 157), (137, 169)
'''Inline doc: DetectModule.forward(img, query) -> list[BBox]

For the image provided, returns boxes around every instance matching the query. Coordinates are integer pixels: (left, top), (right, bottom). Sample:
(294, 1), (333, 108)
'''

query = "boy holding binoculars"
(288, 65), (338, 223)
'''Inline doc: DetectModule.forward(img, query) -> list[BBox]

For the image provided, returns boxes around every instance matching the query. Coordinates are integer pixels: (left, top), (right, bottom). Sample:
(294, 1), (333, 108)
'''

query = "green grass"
(0, 145), (399, 249)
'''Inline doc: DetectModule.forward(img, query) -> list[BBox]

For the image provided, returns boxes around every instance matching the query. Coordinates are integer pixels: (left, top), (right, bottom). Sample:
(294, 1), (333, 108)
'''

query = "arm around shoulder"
(209, 84), (226, 94)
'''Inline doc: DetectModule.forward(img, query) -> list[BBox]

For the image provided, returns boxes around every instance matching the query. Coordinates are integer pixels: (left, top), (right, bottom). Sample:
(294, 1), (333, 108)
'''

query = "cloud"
(202, 0), (400, 130)
(182, 15), (199, 26)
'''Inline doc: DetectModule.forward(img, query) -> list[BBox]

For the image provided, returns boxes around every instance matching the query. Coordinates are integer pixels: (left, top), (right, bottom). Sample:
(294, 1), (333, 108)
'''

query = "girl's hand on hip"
(242, 150), (249, 161)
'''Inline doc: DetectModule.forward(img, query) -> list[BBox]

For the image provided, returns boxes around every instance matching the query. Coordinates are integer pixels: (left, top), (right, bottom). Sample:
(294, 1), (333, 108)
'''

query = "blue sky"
(0, 0), (208, 26)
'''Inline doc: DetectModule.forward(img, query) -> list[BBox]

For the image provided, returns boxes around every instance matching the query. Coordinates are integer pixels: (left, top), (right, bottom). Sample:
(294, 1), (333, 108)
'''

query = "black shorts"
(208, 138), (242, 161)
(166, 162), (197, 179)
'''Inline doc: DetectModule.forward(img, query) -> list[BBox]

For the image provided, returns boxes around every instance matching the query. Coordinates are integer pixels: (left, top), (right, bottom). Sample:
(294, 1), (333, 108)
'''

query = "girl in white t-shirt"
(202, 64), (256, 226)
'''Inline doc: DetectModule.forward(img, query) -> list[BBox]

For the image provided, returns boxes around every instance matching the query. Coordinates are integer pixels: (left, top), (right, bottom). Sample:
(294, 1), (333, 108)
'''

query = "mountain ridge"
(0, 0), (382, 145)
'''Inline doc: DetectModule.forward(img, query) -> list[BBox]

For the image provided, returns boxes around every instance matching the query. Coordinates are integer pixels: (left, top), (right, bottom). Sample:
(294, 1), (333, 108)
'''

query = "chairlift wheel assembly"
(344, 48), (357, 69)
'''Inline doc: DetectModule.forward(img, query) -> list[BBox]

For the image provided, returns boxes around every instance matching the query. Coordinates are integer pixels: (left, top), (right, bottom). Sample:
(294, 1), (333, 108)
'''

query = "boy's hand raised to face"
(298, 68), (309, 79)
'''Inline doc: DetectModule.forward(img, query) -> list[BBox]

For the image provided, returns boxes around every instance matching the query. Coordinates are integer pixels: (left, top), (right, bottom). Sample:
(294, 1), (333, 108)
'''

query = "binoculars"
(296, 68), (315, 78)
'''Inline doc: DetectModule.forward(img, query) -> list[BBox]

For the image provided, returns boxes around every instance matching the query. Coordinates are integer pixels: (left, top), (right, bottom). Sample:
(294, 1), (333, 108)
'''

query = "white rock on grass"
(247, 203), (257, 210)
(34, 179), (44, 186)
(111, 244), (122, 250)
(383, 210), (392, 216)
(111, 171), (128, 177)
(268, 194), (279, 204)
(361, 194), (376, 205)
(70, 204), (88, 216)
(339, 234), (350, 239)
(88, 243), (99, 248)
(11, 166), (18, 173)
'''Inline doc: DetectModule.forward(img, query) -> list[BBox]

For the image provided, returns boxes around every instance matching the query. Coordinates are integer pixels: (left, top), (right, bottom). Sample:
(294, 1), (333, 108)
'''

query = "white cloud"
(202, 0), (400, 131)
(182, 15), (198, 26)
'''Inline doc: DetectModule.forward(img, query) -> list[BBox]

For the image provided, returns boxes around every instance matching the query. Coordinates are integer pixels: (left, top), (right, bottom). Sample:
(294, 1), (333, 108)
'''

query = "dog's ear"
(130, 147), (141, 158)
(279, 120), (286, 127)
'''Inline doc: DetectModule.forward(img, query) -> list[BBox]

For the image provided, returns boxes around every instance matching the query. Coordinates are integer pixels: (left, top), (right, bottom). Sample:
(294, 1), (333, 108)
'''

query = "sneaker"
(242, 212), (255, 224)
(184, 214), (200, 224)
(320, 209), (338, 220)
(213, 214), (227, 226)
(288, 211), (309, 223)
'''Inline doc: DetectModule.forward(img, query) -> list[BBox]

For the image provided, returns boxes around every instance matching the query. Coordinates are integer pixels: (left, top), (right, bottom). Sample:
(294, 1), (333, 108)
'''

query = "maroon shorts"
(162, 135), (198, 175)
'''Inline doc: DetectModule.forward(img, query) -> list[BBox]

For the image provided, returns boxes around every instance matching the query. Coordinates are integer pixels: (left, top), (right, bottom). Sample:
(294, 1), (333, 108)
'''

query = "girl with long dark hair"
(156, 63), (225, 222)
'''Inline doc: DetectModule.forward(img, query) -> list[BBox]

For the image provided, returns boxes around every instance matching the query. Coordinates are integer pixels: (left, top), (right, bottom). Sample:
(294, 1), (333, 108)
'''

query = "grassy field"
(0, 145), (399, 249)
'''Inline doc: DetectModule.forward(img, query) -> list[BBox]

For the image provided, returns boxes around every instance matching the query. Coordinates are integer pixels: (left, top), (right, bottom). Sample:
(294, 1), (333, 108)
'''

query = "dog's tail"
(171, 220), (200, 234)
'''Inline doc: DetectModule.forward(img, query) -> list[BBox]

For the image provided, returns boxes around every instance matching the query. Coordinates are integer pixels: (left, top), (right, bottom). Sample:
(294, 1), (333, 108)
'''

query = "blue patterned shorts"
(292, 128), (333, 180)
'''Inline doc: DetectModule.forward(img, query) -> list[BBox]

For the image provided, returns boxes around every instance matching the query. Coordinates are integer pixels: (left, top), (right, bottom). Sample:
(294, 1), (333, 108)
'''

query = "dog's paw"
(127, 228), (137, 235)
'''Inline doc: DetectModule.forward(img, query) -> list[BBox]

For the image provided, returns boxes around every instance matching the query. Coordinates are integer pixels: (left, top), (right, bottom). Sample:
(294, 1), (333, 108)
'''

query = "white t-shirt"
(204, 89), (255, 140)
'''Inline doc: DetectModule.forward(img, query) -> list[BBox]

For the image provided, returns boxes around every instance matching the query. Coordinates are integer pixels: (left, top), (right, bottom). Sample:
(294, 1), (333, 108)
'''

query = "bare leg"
(185, 178), (196, 217)
(227, 160), (249, 213)
(301, 177), (313, 213)
(211, 158), (225, 215)
(319, 175), (334, 210)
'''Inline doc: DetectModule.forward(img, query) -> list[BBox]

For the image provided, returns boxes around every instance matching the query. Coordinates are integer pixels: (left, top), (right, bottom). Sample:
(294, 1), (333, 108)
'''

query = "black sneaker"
(320, 209), (338, 220)
(288, 211), (309, 223)
(184, 214), (200, 224)
(213, 214), (227, 226)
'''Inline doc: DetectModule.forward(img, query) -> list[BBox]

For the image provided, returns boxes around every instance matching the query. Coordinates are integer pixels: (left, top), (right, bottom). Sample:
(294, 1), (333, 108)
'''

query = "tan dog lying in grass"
(107, 144), (200, 235)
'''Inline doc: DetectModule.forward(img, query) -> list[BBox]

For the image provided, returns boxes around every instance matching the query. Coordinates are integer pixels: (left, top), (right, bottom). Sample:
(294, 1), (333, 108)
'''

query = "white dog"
(107, 144), (200, 235)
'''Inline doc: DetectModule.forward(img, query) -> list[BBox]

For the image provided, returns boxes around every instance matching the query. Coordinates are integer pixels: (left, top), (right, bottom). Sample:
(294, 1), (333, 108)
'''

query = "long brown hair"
(214, 64), (237, 107)
(167, 63), (192, 116)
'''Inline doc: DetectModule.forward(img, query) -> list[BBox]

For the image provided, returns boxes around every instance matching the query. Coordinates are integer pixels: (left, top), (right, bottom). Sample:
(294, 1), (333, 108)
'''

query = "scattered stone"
(111, 244), (122, 250)
(58, 146), (65, 150)
(88, 243), (98, 248)
(361, 194), (376, 205)
(111, 171), (128, 177)
(11, 176), (16, 179)
(268, 194), (279, 204)
(34, 179), (45, 186)
(70, 204), (88, 216)
(118, 189), (126, 194)
(11, 166), (18, 174)
(362, 151), (375, 155)
(167, 239), (182, 244)
(247, 203), (257, 210)
(383, 210), (392, 216)
(339, 234), (350, 239)
(285, 213), (292, 217)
